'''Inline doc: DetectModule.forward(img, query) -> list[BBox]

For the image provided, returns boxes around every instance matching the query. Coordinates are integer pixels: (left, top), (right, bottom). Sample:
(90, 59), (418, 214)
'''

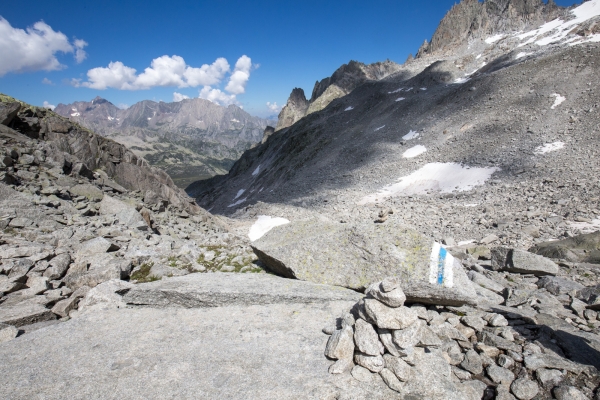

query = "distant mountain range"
(55, 97), (275, 188)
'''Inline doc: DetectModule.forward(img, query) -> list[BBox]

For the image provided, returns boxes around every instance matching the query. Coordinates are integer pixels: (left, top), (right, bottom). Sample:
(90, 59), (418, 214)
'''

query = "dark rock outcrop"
(1, 94), (200, 213)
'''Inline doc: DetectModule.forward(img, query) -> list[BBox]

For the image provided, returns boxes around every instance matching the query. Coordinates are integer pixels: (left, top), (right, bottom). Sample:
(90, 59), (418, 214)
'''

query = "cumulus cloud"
(73, 39), (88, 63)
(42, 101), (55, 110)
(173, 92), (190, 102)
(79, 55), (247, 92)
(225, 55), (252, 95)
(199, 86), (237, 106)
(77, 54), (256, 106)
(117, 103), (129, 110)
(42, 77), (54, 85)
(266, 101), (282, 113)
(0, 17), (87, 76)
(184, 57), (229, 86)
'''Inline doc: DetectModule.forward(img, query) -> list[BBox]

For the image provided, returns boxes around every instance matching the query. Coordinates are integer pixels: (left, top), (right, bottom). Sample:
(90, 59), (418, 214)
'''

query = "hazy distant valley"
(55, 97), (275, 188)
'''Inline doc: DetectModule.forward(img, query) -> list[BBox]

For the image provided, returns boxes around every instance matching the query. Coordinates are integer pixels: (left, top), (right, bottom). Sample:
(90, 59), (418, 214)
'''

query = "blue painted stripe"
(437, 247), (447, 285)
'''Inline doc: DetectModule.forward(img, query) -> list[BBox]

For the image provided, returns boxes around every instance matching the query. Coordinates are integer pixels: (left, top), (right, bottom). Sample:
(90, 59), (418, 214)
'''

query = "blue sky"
(0, 0), (578, 118)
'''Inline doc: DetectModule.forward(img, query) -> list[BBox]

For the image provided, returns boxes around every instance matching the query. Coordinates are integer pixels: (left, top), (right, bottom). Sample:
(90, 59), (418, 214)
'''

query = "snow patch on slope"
(252, 166), (260, 176)
(551, 93), (566, 109)
(402, 145), (427, 158)
(359, 163), (499, 204)
(534, 142), (565, 154)
(402, 130), (419, 140)
(248, 216), (290, 241)
(344, 106), (354, 111)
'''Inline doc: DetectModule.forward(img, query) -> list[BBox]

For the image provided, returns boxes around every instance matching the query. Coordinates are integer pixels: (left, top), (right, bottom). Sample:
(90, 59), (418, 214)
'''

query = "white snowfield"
(70, 112), (80, 117)
(374, 125), (386, 132)
(252, 165), (260, 176)
(248, 216), (290, 241)
(551, 93), (566, 109)
(534, 141), (565, 154)
(359, 163), (499, 204)
(402, 145), (427, 158)
(518, 0), (600, 47)
(395, 97), (406, 102)
(344, 106), (354, 111)
(388, 88), (404, 94)
(402, 130), (419, 140)
(515, 52), (532, 60)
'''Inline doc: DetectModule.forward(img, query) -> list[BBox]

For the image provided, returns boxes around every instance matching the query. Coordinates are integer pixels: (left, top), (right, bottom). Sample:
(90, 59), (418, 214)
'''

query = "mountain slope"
(188, 0), (600, 252)
(55, 97), (275, 188)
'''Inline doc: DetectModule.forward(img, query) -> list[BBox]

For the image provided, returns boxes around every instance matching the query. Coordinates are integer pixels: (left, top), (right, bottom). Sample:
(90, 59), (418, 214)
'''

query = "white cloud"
(117, 103), (129, 110)
(79, 55), (251, 93)
(199, 86), (237, 106)
(73, 39), (88, 63)
(41, 77), (53, 85)
(173, 92), (190, 102)
(0, 17), (86, 76)
(80, 61), (138, 90)
(184, 57), (229, 86)
(225, 55), (252, 95)
(42, 101), (55, 110)
(134, 55), (187, 89)
(266, 101), (281, 113)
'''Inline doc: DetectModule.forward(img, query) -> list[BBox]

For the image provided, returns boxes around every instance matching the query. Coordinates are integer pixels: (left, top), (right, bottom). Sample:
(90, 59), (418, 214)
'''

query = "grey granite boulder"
(99, 195), (147, 228)
(252, 219), (477, 306)
(491, 248), (558, 276)
(529, 232), (600, 264)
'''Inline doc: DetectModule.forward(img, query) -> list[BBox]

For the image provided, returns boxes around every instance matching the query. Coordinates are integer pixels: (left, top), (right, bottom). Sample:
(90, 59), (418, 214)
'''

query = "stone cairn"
(323, 277), (596, 399)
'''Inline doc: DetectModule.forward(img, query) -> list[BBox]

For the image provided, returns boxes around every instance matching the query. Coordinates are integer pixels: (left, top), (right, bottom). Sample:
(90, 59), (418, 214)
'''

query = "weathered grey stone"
(523, 353), (583, 373)
(76, 237), (118, 257)
(51, 296), (79, 318)
(328, 358), (353, 374)
(460, 349), (483, 375)
(491, 248), (558, 276)
(0, 280), (27, 295)
(480, 332), (521, 352)
(251, 219), (477, 306)
(68, 184), (104, 201)
(43, 253), (71, 280)
(488, 313), (509, 327)
(354, 318), (380, 356)
(0, 298), (56, 327)
(468, 270), (506, 294)
(417, 325), (442, 348)
(0, 102), (21, 126)
(363, 299), (418, 330)
(22, 275), (50, 296)
(537, 276), (584, 296)
(99, 195), (146, 227)
(125, 273), (361, 308)
(496, 384), (517, 400)
(366, 279), (406, 307)
(461, 316), (485, 332)
(6, 259), (34, 278)
(476, 343), (500, 358)
(325, 325), (355, 361)
(535, 368), (564, 389)
(383, 354), (413, 382)
(351, 365), (375, 383)
(378, 328), (401, 356)
(553, 385), (587, 400)
(1, 246), (50, 259)
(510, 378), (539, 400)
(487, 365), (515, 385)
(498, 354), (514, 369)
(379, 368), (404, 392)
(530, 232), (600, 264)
(354, 352), (384, 373)
(392, 320), (423, 349)
(0, 323), (18, 343)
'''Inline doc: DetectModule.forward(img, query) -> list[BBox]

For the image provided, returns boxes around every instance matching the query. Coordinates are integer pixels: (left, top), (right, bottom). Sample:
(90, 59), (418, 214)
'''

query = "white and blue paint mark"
(429, 242), (455, 287)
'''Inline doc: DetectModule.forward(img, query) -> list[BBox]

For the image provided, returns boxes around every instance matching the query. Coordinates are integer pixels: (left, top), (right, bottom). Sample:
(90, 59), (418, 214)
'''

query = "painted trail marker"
(429, 242), (454, 287)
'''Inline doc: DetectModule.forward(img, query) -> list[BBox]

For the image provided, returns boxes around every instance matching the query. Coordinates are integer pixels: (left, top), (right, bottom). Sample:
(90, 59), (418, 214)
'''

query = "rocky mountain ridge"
(55, 97), (275, 188)
(275, 60), (403, 131)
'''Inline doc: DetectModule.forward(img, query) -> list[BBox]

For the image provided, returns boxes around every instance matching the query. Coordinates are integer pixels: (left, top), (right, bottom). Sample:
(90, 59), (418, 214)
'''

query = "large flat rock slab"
(123, 272), (363, 307)
(0, 274), (399, 399)
(252, 219), (477, 306)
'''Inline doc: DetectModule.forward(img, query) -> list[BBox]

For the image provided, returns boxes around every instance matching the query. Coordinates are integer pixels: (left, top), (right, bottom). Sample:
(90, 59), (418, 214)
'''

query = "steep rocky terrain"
(275, 60), (403, 131)
(3, 1), (600, 399)
(55, 97), (275, 188)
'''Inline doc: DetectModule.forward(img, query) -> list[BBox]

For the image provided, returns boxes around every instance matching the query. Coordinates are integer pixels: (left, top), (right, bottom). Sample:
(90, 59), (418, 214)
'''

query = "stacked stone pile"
(324, 277), (600, 399)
